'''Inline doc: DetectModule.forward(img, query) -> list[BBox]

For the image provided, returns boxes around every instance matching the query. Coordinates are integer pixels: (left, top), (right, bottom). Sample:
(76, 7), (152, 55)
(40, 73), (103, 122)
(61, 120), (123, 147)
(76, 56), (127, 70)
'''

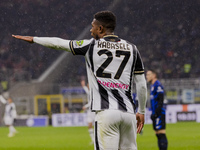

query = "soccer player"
(0, 95), (18, 137)
(12, 11), (147, 150)
(146, 69), (168, 150)
(81, 80), (95, 144)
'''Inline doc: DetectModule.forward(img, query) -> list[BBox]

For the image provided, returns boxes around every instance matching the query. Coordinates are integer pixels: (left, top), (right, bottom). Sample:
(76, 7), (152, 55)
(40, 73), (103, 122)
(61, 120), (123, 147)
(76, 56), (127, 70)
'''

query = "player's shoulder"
(120, 38), (136, 46)
(122, 39), (140, 54)
(155, 80), (163, 86)
(116, 38), (140, 55)
(154, 80), (164, 91)
(70, 38), (95, 55)
(73, 38), (94, 47)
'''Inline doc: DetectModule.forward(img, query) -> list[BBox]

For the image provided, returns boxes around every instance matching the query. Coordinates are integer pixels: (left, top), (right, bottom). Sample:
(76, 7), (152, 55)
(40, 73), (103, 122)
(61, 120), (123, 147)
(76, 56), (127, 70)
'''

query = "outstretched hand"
(12, 35), (34, 43)
(136, 112), (145, 134)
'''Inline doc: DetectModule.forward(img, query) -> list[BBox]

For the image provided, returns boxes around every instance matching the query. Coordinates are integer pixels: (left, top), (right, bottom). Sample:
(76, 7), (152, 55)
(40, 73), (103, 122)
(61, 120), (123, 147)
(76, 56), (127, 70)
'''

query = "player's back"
(86, 35), (144, 113)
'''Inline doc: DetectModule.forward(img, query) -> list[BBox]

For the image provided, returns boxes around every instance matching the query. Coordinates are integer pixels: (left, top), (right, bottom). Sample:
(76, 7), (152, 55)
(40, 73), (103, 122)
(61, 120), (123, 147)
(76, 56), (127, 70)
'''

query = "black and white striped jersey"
(70, 35), (144, 113)
(4, 102), (17, 118)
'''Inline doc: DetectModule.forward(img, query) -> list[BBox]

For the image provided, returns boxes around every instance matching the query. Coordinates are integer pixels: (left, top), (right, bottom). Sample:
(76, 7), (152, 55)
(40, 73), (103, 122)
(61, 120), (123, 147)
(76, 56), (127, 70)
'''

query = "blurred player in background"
(12, 11), (147, 150)
(0, 94), (18, 137)
(81, 79), (95, 144)
(146, 69), (168, 150)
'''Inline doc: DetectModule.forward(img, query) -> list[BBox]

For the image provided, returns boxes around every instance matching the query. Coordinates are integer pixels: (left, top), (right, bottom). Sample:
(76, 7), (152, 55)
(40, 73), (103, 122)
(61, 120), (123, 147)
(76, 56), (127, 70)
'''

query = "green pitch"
(137, 122), (200, 150)
(0, 122), (199, 150)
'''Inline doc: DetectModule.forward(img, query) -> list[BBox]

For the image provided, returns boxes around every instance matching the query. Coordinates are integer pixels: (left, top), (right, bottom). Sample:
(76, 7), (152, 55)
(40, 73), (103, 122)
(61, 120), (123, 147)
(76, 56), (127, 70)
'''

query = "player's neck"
(103, 31), (114, 37)
(151, 78), (157, 85)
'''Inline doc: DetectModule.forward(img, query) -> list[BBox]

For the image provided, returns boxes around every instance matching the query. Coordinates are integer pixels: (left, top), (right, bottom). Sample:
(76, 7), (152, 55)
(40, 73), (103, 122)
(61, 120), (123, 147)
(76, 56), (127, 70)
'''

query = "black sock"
(156, 133), (168, 150)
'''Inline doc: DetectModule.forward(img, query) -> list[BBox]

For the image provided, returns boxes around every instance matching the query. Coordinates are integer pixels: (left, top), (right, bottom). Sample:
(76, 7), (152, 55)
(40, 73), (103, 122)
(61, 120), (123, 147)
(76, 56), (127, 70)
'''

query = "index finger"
(137, 122), (144, 134)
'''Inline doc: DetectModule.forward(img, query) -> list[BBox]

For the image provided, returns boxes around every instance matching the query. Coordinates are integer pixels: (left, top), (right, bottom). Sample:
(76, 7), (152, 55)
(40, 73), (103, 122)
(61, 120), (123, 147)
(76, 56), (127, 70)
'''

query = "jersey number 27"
(96, 49), (130, 79)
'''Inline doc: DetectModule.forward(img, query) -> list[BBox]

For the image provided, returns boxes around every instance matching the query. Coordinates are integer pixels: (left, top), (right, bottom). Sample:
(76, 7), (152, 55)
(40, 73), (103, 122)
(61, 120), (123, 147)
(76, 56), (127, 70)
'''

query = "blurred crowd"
(0, 0), (199, 86)
(0, 0), (111, 83)
(118, 1), (200, 79)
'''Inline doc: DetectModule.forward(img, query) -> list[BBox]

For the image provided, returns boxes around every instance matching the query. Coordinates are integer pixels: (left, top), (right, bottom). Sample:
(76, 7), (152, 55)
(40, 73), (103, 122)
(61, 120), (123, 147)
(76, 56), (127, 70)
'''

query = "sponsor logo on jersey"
(97, 79), (129, 89)
(76, 40), (83, 46)
(157, 86), (163, 92)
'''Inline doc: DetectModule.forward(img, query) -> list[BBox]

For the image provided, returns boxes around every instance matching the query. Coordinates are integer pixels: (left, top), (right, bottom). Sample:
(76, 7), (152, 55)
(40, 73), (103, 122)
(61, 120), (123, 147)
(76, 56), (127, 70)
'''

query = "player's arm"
(81, 80), (89, 94)
(155, 91), (164, 115)
(134, 74), (147, 114)
(82, 86), (89, 95)
(82, 103), (90, 110)
(0, 95), (7, 104)
(132, 46), (147, 133)
(134, 74), (147, 133)
(12, 35), (71, 52)
(133, 47), (147, 114)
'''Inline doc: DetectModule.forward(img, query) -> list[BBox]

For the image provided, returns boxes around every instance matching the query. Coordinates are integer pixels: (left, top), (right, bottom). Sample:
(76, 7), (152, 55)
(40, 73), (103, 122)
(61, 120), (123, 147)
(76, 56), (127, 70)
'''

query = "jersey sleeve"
(154, 85), (164, 114)
(134, 74), (147, 114)
(33, 37), (71, 52)
(69, 38), (94, 56)
(82, 86), (89, 95)
(156, 85), (164, 94)
(133, 46), (144, 75)
(0, 95), (7, 104)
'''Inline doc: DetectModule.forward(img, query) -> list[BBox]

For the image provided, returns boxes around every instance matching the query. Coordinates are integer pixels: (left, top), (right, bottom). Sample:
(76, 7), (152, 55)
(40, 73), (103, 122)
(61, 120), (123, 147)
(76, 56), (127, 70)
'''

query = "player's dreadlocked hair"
(94, 11), (116, 33)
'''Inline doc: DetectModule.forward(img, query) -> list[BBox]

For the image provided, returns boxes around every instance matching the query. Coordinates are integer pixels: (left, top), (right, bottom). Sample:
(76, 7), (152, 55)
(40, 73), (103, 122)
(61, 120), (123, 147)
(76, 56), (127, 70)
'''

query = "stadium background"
(0, 0), (200, 127)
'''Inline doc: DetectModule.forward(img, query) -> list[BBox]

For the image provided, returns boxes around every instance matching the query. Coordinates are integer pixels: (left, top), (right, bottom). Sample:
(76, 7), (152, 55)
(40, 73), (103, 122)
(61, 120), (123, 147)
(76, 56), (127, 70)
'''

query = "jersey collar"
(103, 35), (120, 42)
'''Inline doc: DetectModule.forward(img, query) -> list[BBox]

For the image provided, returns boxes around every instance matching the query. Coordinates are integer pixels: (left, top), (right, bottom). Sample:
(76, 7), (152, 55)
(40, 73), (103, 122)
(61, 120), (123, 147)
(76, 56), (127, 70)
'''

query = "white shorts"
(87, 110), (95, 124)
(4, 116), (14, 126)
(94, 109), (137, 150)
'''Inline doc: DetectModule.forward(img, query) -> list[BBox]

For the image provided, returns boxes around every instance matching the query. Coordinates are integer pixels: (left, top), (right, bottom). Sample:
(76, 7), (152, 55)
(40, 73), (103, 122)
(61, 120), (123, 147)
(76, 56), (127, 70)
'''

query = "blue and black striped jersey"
(150, 80), (166, 115)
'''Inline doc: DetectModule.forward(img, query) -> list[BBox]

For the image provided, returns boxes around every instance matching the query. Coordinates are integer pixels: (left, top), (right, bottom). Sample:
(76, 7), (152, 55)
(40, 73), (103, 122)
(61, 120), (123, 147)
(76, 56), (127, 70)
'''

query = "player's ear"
(99, 25), (104, 33)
